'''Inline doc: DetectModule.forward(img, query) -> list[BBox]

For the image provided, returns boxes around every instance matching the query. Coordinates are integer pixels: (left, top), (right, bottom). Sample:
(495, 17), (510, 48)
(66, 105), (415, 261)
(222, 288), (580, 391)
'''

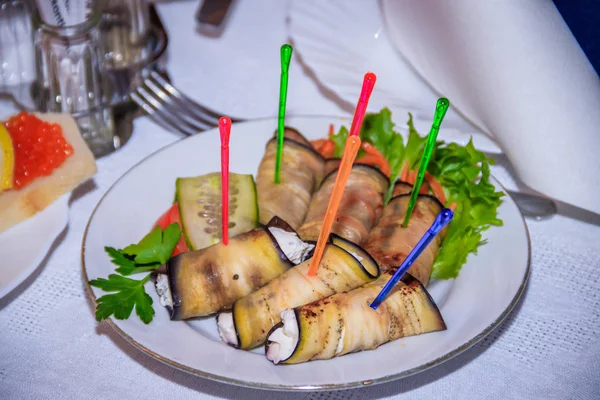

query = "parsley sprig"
(89, 274), (155, 324)
(89, 223), (182, 324)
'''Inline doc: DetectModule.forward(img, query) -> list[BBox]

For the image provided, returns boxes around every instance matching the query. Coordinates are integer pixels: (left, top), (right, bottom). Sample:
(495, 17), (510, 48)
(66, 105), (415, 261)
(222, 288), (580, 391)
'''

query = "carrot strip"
(407, 170), (418, 184)
(320, 140), (335, 158)
(400, 161), (409, 182)
(310, 139), (335, 158)
(425, 171), (447, 204)
(356, 155), (391, 176)
(315, 132), (393, 175)
(419, 180), (430, 194)
(355, 143), (390, 175)
(311, 139), (327, 149)
(361, 142), (382, 156)
(449, 202), (457, 211)
(361, 143), (390, 171)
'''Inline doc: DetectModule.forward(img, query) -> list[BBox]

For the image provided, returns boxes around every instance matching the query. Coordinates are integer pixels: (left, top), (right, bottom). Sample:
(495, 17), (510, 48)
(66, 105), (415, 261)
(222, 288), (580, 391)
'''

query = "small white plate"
(287, 0), (501, 154)
(0, 194), (69, 299)
(83, 116), (530, 390)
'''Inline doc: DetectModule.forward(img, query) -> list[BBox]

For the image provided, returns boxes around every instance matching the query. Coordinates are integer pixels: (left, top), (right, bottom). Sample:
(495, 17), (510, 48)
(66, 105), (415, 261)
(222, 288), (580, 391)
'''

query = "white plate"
(287, 0), (501, 154)
(0, 194), (69, 299)
(82, 116), (530, 391)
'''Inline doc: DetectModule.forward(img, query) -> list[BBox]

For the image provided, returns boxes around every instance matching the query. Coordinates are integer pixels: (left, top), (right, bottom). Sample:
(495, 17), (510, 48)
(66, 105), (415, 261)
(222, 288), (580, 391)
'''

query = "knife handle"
(195, 0), (234, 35)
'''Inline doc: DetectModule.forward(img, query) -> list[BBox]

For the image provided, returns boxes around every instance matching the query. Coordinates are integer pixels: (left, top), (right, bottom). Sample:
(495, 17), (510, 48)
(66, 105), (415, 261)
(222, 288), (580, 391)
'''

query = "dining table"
(1, 1), (599, 399)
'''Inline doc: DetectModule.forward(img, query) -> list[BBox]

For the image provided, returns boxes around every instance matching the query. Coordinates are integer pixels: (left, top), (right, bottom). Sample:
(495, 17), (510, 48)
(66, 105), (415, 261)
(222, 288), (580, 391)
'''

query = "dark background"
(554, 0), (599, 76)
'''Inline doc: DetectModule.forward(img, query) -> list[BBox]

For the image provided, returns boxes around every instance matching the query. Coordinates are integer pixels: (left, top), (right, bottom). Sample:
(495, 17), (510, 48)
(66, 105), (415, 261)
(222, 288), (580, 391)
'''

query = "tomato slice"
(154, 203), (190, 257)
(154, 205), (174, 229)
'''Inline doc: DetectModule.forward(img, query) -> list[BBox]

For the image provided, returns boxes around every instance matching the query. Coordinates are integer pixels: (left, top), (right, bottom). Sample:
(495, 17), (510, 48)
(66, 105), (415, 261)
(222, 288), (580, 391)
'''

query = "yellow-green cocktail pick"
(274, 44), (293, 184)
(402, 98), (450, 227)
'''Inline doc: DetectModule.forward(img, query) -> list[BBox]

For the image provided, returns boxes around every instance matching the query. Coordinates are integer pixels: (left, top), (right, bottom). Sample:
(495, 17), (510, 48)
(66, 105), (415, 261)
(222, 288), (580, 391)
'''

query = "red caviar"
(4, 112), (73, 189)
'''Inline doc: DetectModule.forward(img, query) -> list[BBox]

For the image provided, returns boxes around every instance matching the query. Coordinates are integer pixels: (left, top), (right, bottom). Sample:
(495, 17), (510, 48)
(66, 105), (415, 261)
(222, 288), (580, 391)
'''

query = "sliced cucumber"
(176, 172), (258, 250)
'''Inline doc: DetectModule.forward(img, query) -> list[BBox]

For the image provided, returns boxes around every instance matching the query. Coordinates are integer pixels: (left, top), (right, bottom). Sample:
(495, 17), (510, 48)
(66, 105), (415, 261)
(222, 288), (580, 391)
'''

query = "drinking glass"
(100, 0), (151, 69)
(0, 0), (36, 108)
(32, 3), (118, 158)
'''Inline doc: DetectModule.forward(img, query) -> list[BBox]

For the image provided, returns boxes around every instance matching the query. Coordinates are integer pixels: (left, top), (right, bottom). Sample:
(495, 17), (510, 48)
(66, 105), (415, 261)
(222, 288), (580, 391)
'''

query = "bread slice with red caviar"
(0, 112), (97, 233)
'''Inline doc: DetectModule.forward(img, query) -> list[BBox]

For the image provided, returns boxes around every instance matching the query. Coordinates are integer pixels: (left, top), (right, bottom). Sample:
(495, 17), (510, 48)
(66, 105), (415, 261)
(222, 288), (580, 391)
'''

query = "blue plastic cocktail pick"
(370, 208), (454, 310)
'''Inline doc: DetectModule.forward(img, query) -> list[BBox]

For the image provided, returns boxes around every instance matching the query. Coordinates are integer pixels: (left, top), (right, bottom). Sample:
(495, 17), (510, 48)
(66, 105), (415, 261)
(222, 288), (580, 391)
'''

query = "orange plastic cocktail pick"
(306, 72), (376, 276)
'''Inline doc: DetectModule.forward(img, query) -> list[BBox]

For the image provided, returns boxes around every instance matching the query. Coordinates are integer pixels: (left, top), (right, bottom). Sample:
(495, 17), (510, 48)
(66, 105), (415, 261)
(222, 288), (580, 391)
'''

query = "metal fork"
(130, 70), (239, 135)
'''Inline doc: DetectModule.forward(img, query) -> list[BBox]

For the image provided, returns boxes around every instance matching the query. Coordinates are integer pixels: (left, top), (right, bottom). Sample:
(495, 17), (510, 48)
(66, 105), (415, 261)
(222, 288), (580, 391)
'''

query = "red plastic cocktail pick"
(219, 116), (232, 245)
(348, 72), (377, 137)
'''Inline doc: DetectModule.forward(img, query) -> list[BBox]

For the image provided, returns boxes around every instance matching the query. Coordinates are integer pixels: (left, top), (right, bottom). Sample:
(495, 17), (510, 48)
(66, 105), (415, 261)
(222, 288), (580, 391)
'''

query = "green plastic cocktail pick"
(274, 44), (293, 184)
(402, 98), (450, 227)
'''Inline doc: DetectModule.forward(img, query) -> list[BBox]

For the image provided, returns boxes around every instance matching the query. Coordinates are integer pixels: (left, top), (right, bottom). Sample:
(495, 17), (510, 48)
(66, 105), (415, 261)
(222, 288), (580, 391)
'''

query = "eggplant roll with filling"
(391, 181), (413, 197)
(217, 235), (380, 349)
(265, 271), (446, 364)
(297, 164), (389, 244)
(156, 217), (313, 320)
(256, 127), (325, 230)
(362, 194), (444, 286)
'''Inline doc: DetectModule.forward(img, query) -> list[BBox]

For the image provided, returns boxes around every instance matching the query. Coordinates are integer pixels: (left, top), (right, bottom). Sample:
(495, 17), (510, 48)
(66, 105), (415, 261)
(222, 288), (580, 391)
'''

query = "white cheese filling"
(268, 227), (314, 265)
(217, 312), (239, 347)
(155, 274), (173, 308)
(266, 309), (299, 364)
(347, 250), (363, 262)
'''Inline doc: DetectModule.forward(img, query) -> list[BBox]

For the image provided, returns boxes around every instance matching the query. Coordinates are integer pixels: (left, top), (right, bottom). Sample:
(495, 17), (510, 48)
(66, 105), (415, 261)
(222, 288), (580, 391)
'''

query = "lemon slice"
(0, 124), (15, 193)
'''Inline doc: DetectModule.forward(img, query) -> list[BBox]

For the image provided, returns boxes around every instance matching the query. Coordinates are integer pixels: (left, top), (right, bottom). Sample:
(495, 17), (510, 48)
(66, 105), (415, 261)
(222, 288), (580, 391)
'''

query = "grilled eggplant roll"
(392, 181), (413, 197)
(156, 217), (313, 320)
(297, 164), (389, 244)
(217, 235), (380, 349)
(363, 194), (444, 286)
(323, 158), (342, 176)
(265, 271), (446, 364)
(256, 127), (325, 230)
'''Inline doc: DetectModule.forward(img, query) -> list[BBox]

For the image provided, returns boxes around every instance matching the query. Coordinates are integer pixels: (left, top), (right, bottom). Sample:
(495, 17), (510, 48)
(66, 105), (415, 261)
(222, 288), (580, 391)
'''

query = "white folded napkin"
(381, 0), (600, 215)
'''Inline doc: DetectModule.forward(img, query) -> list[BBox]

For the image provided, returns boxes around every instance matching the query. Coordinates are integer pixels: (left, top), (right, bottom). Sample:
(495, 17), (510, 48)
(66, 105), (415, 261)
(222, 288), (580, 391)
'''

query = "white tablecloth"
(1, 1), (599, 399)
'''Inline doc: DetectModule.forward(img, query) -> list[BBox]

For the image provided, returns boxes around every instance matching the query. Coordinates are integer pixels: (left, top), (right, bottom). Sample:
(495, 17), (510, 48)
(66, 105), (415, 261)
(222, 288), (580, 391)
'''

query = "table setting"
(0, 0), (599, 399)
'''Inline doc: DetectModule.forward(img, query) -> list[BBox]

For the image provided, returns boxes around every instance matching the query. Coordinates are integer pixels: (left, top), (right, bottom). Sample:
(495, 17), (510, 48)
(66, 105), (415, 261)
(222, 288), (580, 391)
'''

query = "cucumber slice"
(176, 172), (258, 250)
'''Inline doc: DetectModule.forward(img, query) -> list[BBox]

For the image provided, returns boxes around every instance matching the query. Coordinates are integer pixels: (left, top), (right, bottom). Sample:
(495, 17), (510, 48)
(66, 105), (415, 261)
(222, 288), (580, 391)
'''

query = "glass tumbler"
(99, 0), (152, 104)
(33, 6), (118, 158)
(0, 0), (36, 109)
(100, 0), (151, 69)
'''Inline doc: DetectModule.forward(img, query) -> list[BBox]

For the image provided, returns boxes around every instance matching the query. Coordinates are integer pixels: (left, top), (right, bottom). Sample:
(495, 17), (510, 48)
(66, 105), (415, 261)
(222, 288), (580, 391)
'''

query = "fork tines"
(130, 70), (234, 135)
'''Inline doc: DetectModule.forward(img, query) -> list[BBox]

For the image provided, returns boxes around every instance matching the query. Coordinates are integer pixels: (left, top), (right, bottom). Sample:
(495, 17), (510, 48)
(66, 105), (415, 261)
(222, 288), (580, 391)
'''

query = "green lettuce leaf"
(404, 113), (428, 170)
(349, 107), (407, 203)
(384, 134), (405, 203)
(330, 125), (366, 159)
(360, 107), (396, 158)
(430, 201), (484, 280)
(424, 138), (504, 279)
(329, 126), (349, 158)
